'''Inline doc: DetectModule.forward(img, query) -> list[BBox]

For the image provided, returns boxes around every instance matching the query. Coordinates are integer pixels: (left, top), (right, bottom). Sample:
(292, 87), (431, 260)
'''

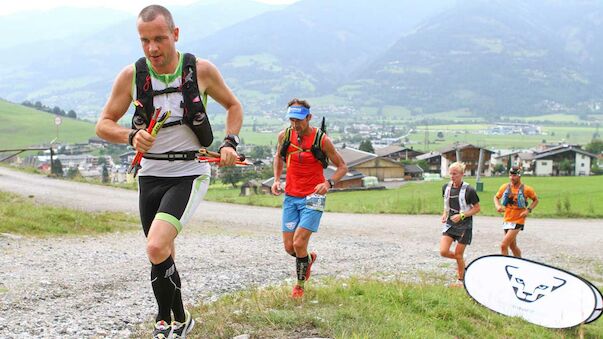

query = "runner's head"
(509, 166), (522, 184)
(286, 98), (312, 134)
(448, 162), (465, 185)
(137, 5), (179, 72)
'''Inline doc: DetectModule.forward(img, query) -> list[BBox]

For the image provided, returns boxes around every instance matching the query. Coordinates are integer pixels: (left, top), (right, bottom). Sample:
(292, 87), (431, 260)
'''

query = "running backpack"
(501, 183), (526, 208)
(279, 127), (328, 168)
(131, 53), (213, 147)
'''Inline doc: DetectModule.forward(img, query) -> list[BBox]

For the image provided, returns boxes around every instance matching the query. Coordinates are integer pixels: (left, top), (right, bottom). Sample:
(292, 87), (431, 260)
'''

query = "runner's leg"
(454, 242), (467, 281)
(509, 233), (522, 257)
(147, 220), (178, 322)
(501, 229), (520, 256)
(439, 235), (455, 259)
(293, 228), (313, 286)
(282, 232), (296, 257)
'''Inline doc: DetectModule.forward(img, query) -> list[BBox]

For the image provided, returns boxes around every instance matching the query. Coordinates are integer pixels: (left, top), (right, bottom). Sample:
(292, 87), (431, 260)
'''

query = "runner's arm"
(314, 136), (347, 194)
(96, 66), (135, 144)
(271, 131), (285, 195)
(196, 58), (242, 166)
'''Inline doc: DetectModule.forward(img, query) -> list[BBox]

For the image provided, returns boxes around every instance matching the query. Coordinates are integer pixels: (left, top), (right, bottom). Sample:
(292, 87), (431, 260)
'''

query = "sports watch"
(224, 134), (240, 146)
(327, 179), (335, 188)
(219, 134), (240, 151)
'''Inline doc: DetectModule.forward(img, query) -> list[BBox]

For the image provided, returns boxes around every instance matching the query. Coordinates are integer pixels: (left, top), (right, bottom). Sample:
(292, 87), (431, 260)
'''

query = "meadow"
(0, 190), (137, 236)
(0, 99), (95, 149)
(184, 276), (603, 338)
(205, 176), (603, 218)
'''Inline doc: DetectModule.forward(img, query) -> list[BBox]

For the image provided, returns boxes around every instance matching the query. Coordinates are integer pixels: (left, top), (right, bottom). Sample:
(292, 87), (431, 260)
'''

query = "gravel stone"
(1, 167), (601, 338)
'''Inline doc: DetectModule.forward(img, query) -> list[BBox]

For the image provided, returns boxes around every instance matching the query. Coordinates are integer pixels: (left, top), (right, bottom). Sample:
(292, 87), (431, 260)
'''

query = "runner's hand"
(496, 206), (505, 213)
(133, 130), (155, 153)
(271, 181), (282, 195)
(313, 182), (329, 195)
(519, 210), (529, 218)
(219, 147), (238, 167)
(450, 214), (462, 223)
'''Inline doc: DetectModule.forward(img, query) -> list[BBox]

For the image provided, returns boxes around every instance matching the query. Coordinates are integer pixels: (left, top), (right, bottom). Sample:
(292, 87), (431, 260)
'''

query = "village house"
(439, 143), (494, 177)
(375, 145), (424, 162)
(415, 151), (441, 174)
(532, 144), (597, 176)
(337, 147), (405, 181)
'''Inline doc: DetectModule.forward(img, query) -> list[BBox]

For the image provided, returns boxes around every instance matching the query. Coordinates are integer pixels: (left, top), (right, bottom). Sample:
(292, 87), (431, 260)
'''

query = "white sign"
(54, 116), (62, 126)
(464, 255), (601, 328)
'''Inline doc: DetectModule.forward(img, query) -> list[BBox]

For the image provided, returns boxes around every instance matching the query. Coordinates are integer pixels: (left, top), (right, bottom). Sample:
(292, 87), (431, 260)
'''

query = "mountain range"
(1, 0), (602, 120)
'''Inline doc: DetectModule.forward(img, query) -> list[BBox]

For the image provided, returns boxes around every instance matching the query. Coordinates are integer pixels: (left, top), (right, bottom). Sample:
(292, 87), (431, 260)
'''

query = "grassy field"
(410, 124), (598, 149)
(180, 276), (603, 338)
(205, 176), (603, 218)
(0, 99), (96, 149)
(0, 190), (137, 236)
(2, 97), (599, 150)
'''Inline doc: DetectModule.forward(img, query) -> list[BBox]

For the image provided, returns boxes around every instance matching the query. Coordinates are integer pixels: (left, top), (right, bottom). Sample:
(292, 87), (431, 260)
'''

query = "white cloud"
(0, 0), (296, 16)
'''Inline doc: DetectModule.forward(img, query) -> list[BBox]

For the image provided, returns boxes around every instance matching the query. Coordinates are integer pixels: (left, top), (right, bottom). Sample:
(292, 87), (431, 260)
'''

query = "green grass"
(408, 123), (598, 149)
(0, 99), (96, 148)
(179, 277), (603, 338)
(509, 113), (583, 123)
(0, 190), (138, 236)
(205, 176), (603, 218)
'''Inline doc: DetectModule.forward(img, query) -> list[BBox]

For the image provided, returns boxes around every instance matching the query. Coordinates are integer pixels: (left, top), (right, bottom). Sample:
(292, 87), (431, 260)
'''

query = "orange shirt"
(284, 127), (325, 197)
(495, 183), (537, 224)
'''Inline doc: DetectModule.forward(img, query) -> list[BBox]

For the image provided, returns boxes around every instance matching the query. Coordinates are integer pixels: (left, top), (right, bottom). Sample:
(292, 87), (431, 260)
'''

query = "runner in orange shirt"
(493, 166), (539, 257)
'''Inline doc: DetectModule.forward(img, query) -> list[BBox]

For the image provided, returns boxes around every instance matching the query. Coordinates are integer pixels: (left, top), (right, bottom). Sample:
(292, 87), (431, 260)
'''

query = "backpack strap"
(311, 127), (329, 168)
(180, 53), (214, 147)
(312, 128), (325, 149)
(181, 53), (205, 119)
(279, 127), (292, 162)
(133, 57), (155, 127)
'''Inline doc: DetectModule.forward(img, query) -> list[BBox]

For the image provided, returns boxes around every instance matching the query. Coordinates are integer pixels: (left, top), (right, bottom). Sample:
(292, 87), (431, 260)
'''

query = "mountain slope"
(0, 0), (286, 118)
(0, 100), (95, 148)
(349, 0), (603, 115)
(186, 0), (455, 108)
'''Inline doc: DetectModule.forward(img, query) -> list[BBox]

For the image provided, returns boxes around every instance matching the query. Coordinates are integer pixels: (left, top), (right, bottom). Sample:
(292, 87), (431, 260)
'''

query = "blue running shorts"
(281, 194), (323, 233)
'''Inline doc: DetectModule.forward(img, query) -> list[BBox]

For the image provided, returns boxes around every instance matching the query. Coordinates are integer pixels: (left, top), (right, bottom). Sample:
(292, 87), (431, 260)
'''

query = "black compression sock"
(151, 256), (176, 322)
(296, 256), (310, 285)
(171, 268), (185, 323)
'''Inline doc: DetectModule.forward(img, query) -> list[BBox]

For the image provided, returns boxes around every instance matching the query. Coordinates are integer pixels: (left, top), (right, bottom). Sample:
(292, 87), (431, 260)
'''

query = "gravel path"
(1, 167), (602, 338)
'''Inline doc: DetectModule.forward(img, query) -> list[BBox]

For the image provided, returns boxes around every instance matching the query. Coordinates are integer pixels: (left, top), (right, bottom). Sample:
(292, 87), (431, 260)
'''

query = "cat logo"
(464, 255), (602, 328)
(505, 265), (566, 303)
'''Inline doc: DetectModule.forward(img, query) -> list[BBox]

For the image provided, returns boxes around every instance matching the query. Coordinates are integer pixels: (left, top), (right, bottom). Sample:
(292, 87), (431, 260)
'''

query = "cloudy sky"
(0, 0), (298, 16)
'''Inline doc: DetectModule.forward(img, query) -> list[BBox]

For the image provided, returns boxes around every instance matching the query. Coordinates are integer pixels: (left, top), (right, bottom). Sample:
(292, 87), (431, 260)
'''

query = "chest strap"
(142, 151), (198, 161)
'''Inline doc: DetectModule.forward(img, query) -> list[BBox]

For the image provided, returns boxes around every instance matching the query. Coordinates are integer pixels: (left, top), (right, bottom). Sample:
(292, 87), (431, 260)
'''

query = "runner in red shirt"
(271, 98), (347, 299)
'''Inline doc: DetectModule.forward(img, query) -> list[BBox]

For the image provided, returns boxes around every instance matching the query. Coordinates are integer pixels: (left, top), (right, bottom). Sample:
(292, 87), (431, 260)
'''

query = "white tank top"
(132, 53), (210, 177)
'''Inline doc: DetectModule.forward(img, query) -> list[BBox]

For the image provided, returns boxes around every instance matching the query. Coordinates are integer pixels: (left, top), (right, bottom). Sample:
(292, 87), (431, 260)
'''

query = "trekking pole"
(197, 148), (248, 165)
(128, 108), (171, 177)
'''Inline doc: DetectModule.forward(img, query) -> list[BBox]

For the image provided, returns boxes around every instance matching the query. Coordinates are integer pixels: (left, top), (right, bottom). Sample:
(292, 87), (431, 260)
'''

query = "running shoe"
(292, 284), (304, 299)
(172, 310), (195, 339)
(152, 320), (172, 339)
(305, 251), (318, 281)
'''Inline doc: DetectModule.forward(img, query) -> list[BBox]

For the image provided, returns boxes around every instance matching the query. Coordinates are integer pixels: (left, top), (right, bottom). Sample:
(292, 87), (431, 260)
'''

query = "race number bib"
(442, 223), (452, 233)
(502, 222), (517, 230)
(305, 194), (326, 211)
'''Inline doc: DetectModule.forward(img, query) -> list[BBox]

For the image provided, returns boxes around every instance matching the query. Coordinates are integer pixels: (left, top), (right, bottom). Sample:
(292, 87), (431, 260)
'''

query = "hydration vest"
(443, 181), (473, 214)
(131, 53), (213, 147)
(500, 183), (526, 208)
(279, 127), (328, 168)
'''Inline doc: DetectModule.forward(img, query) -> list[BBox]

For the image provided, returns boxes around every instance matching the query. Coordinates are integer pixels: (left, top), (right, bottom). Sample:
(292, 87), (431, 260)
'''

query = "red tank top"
(285, 127), (326, 197)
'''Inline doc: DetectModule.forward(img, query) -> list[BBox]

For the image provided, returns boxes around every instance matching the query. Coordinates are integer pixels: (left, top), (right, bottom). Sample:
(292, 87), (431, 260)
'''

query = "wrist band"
(128, 129), (141, 147)
(460, 212), (465, 220)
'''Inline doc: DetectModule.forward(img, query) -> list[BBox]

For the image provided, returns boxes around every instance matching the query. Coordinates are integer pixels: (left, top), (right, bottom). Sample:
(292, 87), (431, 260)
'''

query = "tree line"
(21, 100), (78, 119)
